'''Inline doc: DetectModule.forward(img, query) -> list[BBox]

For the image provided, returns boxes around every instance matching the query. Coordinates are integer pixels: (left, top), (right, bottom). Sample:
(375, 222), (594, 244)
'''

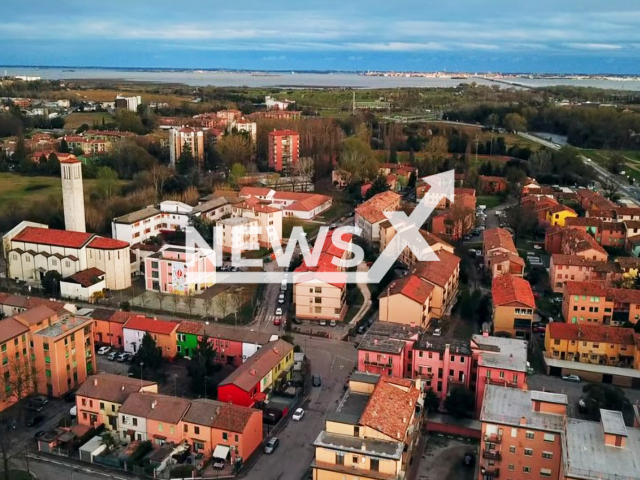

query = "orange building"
(483, 227), (525, 278)
(479, 386), (567, 480)
(492, 274), (536, 340)
(76, 373), (157, 430)
(122, 315), (179, 359)
(0, 317), (31, 412)
(89, 308), (136, 349)
(414, 250), (461, 318)
(207, 402), (263, 463)
(32, 316), (96, 398)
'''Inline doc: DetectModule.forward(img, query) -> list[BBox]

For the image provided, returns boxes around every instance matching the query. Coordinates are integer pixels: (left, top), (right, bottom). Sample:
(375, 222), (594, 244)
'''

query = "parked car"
(64, 391), (76, 403)
(264, 437), (279, 454)
(34, 430), (46, 441)
(273, 317), (281, 326)
(292, 408), (305, 421)
(329, 320), (337, 327)
(433, 328), (442, 336)
(357, 324), (366, 334)
(97, 346), (111, 355)
(278, 294), (285, 304)
(69, 406), (77, 417)
(26, 414), (44, 427)
(107, 351), (118, 361)
(312, 375), (322, 387)
(319, 320), (326, 326)
(562, 375), (581, 383)
(463, 452), (475, 467)
(116, 352), (130, 362)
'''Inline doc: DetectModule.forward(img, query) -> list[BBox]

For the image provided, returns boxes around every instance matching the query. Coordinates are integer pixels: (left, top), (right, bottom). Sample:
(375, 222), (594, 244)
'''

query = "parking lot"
(417, 436), (478, 480)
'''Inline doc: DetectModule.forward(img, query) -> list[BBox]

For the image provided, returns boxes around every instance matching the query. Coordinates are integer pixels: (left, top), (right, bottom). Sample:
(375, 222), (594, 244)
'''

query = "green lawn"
(283, 218), (322, 240)
(64, 111), (114, 129)
(316, 201), (353, 222)
(0, 173), (129, 204)
(476, 195), (503, 209)
(581, 148), (640, 183)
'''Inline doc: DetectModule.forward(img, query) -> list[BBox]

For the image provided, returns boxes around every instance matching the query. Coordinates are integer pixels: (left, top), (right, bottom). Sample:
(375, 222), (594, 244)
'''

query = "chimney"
(374, 339), (378, 345)
(520, 416), (527, 425)
(93, 378), (98, 386)
(121, 385), (125, 391)
(250, 369), (257, 376)
(151, 400), (158, 409)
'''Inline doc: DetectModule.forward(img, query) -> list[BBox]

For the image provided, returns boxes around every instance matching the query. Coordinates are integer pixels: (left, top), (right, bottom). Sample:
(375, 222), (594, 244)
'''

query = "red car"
(273, 317), (282, 326)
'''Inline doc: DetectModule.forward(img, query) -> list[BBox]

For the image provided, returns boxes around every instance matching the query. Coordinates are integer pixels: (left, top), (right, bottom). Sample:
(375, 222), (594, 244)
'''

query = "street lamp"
(139, 362), (144, 387)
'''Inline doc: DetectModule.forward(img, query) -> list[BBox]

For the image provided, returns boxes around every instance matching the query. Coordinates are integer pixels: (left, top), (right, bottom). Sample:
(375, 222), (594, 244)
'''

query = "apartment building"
(159, 200), (193, 231)
(76, 373), (158, 430)
(31, 316), (95, 398)
(191, 196), (241, 223)
(478, 175), (507, 194)
(311, 374), (423, 480)
(560, 228), (608, 261)
(268, 129), (300, 174)
(479, 386), (567, 480)
(218, 339), (294, 407)
(123, 316), (180, 360)
(546, 204), (578, 226)
(562, 281), (640, 326)
(549, 255), (621, 293)
(379, 274), (434, 328)
(169, 127), (205, 167)
(111, 206), (162, 244)
(357, 322), (421, 379)
(218, 217), (260, 253)
(483, 228), (525, 278)
(355, 191), (402, 244)
(239, 187), (332, 220)
(0, 317), (31, 412)
(144, 244), (216, 295)
(379, 220), (454, 269)
(413, 250), (461, 318)
(232, 200), (283, 248)
(492, 274), (536, 340)
(576, 189), (617, 211)
(544, 322), (637, 368)
(115, 95), (142, 112)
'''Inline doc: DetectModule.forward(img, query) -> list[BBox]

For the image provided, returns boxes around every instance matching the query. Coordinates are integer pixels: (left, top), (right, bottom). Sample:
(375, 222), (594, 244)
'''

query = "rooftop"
(123, 316), (179, 335)
(119, 393), (191, 424)
(547, 322), (635, 346)
(12, 226), (93, 249)
(176, 322), (274, 345)
(313, 431), (403, 461)
(77, 373), (156, 404)
(413, 335), (472, 356)
(64, 268), (105, 287)
(328, 390), (370, 425)
(34, 316), (92, 338)
(483, 228), (517, 254)
(600, 409), (628, 437)
(413, 250), (460, 288)
(0, 317), (29, 343)
(481, 385), (566, 432)
(563, 417), (640, 480)
(112, 206), (161, 225)
(379, 274), (434, 305)
(182, 399), (257, 432)
(14, 304), (57, 326)
(219, 216), (257, 226)
(355, 191), (402, 224)
(492, 274), (535, 308)
(471, 334), (528, 373)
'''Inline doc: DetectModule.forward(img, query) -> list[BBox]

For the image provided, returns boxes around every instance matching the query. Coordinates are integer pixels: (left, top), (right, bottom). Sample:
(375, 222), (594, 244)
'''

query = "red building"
(268, 130), (300, 174)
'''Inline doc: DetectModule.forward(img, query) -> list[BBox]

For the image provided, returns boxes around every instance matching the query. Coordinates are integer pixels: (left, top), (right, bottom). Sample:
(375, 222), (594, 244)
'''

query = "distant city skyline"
(2, 0), (640, 74)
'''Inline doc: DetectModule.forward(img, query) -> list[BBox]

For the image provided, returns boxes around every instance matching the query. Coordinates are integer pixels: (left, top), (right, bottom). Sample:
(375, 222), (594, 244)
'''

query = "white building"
(4, 221), (132, 290)
(265, 95), (295, 110)
(60, 157), (86, 233)
(119, 405), (147, 442)
(232, 200), (283, 248)
(190, 196), (239, 222)
(60, 267), (106, 302)
(218, 217), (260, 253)
(232, 119), (257, 142)
(144, 244), (216, 294)
(115, 95), (142, 112)
(111, 206), (162, 244)
(159, 201), (193, 231)
(238, 187), (332, 220)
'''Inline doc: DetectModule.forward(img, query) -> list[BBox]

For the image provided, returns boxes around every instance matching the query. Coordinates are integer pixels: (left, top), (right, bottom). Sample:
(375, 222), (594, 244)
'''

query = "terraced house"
(562, 281), (640, 326)
(491, 274), (536, 340)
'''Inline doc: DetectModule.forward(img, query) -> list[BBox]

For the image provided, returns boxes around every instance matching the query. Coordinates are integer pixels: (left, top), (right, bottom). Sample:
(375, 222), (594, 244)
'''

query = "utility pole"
(474, 135), (479, 167)
(352, 91), (356, 114)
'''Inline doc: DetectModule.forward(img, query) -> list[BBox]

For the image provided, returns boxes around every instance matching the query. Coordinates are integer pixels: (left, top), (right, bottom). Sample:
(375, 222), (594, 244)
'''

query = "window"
(540, 468), (552, 477)
(542, 451), (553, 460)
(133, 418), (138, 426)
(543, 433), (555, 442)
(524, 448), (533, 456)
(370, 458), (379, 472)
(509, 446), (516, 453)
(523, 466), (531, 474)
(352, 456), (358, 464)
(508, 464), (515, 471)
(525, 431), (534, 439)
(158, 423), (163, 432)
(100, 402), (105, 410)
(222, 432), (228, 440)
(336, 452), (344, 465)
(195, 426), (200, 435)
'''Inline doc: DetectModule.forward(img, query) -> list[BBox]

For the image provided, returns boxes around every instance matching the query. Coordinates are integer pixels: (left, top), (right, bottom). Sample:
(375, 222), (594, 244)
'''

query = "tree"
(601, 176), (622, 202)
(216, 133), (253, 168)
(215, 292), (230, 320)
(229, 290), (248, 327)
(504, 113), (527, 133)
(424, 388), (440, 413)
(505, 205), (538, 242)
(582, 383), (629, 421)
(184, 290), (197, 316)
(292, 157), (315, 190)
(420, 135), (448, 175)
(365, 175), (390, 199)
(203, 296), (215, 322)
(607, 154), (625, 175)
(177, 143), (195, 175)
(115, 110), (146, 134)
(59, 138), (70, 153)
(0, 423), (17, 480)
(444, 386), (475, 418)
(187, 336), (221, 397)
(42, 270), (62, 297)
(96, 166), (119, 199)
(337, 137), (379, 185)
(129, 333), (164, 380)
(529, 149), (553, 179)
(149, 163), (173, 200)
(228, 162), (247, 188)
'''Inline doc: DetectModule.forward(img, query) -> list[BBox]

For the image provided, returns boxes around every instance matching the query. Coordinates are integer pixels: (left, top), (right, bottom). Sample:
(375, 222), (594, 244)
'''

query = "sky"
(2, 0), (640, 73)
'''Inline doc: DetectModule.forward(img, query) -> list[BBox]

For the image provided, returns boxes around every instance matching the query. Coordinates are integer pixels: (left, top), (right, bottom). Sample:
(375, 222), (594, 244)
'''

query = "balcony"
(483, 433), (502, 444)
(364, 360), (393, 368)
(482, 450), (502, 461)
(481, 467), (500, 478)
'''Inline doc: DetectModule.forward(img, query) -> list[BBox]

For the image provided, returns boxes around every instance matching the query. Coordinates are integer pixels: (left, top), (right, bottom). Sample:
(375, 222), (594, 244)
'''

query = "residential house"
(549, 255), (621, 293)
(239, 187), (332, 220)
(413, 250), (461, 318)
(87, 308), (136, 349)
(355, 191), (402, 244)
(492, 274), (536, 340)
(122, 316), (180, 359)
(479, 175), (507, 194)
(545, 204), (578, 227)
(76, 373), (157, 430)
(311, 374), (423, 480)
(217, 339), (294, 407)
(111, 206), (163, 244)
(576, 189), (617, 211)
(378, 274), (434, 329)
(379, 220), (454, 269)
(483, 228), (525, 278)
(560, 228), (608, 261)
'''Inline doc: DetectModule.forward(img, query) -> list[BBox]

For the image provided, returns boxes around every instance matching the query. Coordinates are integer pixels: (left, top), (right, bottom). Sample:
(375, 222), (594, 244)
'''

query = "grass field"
(581, 148), (640, 183)
(0, 173), (128, 203)
(283, 218), (322, 239)
(64, 112), (114, 129)
(476, 195), (503, 209)
(60, 88), (195, 107)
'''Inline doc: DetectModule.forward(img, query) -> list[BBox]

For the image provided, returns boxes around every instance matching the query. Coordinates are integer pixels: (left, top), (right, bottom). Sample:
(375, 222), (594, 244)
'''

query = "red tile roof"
(88, 237), (130, 250)
(547, 322), (635, 346)
(12, 226), (93, 249)
(414, 250), (460, 287)
(483, 228), (517, 254)
(564, 281), (608, 297)
(380, 274), (434, 304)
(359, 376), (420, 441)
(0, 317), (30, 343)
(565, 217), (601, 228)
(551, 254), (605, 268)
(492, 274), (535, 308)
(123, 315), (179, 335)
(65, 268), (105, 287)
(268, 129), (299, 137)
(355, 191), (402, 224)
(479, 175), (507, 184)
(562, 228), (607, 256)
(609, 288), (640, 305)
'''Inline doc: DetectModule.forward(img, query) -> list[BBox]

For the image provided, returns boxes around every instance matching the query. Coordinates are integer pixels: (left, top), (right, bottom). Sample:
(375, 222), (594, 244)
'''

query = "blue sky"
(2, 0), (640, 73)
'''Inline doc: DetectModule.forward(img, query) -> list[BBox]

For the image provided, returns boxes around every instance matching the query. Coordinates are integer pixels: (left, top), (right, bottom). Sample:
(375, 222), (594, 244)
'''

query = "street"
(244, 335), (357, 480)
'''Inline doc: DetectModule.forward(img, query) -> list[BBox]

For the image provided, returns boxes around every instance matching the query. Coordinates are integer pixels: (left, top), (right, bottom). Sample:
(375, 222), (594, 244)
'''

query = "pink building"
(144, 244), (216, 295)
(550, 254), (621, 293)
(470, 334), (529, 418)
(357, 322), (420, 378)
(411, 337), (472, 402)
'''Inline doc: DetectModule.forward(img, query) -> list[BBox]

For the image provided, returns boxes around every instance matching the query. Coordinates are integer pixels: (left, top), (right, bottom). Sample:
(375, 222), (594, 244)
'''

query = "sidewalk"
(349, 262), (372, 326)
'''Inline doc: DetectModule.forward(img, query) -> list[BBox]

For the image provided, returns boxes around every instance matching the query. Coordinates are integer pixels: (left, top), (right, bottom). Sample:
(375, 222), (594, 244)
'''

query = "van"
(280, 280), (287, 292)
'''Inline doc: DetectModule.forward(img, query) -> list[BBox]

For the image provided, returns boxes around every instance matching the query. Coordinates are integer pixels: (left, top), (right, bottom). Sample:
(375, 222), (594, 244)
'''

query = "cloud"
(262, 55), (287, 61)
(564, 43), (623, 50)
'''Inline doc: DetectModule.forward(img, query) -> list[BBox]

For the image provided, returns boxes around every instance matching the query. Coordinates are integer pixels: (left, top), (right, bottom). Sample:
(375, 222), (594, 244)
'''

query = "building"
(413, 250), (461, 318)
(175, 321), (275, 363)
(122, 316), (180, 360)
(546, 204), (578, 226)
(239, 187), (332, 220)
(576, 189), (617, 211)
(478, 175), (507, 194)
(218, 217), (260, 253)
(355, 191), (402, 245)
(111, 206), (162, 244)
(31, 315), (95, 398)
(268, 130), (300, 174)
(0, 316), (31, 413)
(76, 373), (158, 430)
(378, 274), (434, 328)
(549, 255), (621, 293)
(217, 339), (294, 407)
(115, 95), (142, 112)
(182, 399), (263, 462)
(191, 196), (241, 223)
(483, 228), (525, 278)
(492, 274), (536, 339)
(470, 334), (529, 418)
(60, 156), (86, 232)
(357, 322), (421, 378)
(479, 386), (567, 480)
(119, 392), (191, 444)
(560, 228), (608, 261)
(4, 222), (132, 291)
(232, 200), (283, 248)
(169, 127), (206, 167)
(379, 220), (454, 269)
(265, 95), (295, 110)
(86, 308), (137, 349)
(233, 119), (257, 142)
(144, 244), (216, 295)
(59, 267), (106, 301)
(311, 374), (423, 480)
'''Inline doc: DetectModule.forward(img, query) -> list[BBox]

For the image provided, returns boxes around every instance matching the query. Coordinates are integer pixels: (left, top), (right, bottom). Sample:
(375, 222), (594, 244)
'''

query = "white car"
(275, 307), (283, 316)
(292, 408), (305, 421)
(97, 346), (111, 355)
(69, 406), (77, 417)
(433, 328), (442, 336)
(533, 244), (543, 250)
(562, 375), (581, 383)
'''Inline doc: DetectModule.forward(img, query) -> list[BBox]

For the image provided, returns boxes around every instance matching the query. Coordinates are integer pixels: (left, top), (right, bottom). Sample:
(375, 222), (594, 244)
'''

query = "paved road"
(244, 335), (357, 480)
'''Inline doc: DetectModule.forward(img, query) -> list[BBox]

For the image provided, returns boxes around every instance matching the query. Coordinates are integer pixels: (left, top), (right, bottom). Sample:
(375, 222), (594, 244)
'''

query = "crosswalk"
(263, 314), (285, 327)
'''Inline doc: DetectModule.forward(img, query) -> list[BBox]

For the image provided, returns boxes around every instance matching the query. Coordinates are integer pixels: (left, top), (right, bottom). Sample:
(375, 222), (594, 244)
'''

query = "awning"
(253, 392), (267, 402)
(213, 445), (230, 460)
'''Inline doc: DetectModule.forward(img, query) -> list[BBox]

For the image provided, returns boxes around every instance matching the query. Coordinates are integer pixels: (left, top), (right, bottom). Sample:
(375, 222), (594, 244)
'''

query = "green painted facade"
(176, 333), (199, 358)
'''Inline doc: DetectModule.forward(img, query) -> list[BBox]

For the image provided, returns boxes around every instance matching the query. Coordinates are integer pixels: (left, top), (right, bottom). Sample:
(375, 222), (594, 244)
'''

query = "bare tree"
(184, 290), (197, 316)
(149, 164), (174, 200)
(203, 296), (215, 321)
(215, 292), (230, 321)
(0, 424), (17, 480)
(229, 290), (248, 327)
(170, 293), (181, 314)
(293, 157), (315, 192)
(601, 176), (622, 201)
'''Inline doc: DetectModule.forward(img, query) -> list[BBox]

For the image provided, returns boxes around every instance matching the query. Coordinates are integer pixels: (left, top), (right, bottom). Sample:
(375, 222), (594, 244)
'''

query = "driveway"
(243, 336), (357, 480)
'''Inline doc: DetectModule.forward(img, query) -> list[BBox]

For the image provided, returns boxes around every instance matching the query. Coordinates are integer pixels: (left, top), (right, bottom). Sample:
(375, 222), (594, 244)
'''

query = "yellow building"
(491, 274), (536, 340)
(378, 274), (434, 328)
(546, 204), (578, 226)
(312, 373), (423, 480)
(544, 322), (637, 368)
